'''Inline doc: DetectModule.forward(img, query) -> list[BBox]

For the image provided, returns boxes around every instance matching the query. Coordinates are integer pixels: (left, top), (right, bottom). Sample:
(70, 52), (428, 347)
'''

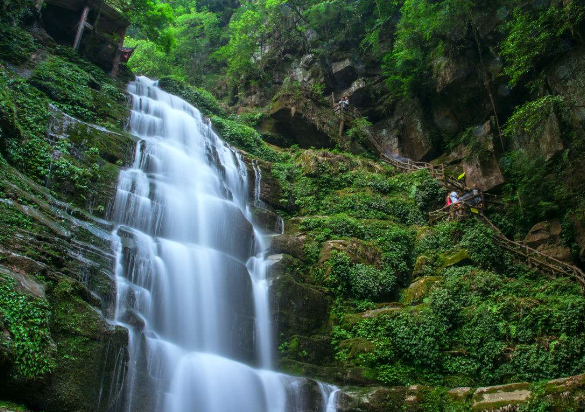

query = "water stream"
(108, 77), (337, 412)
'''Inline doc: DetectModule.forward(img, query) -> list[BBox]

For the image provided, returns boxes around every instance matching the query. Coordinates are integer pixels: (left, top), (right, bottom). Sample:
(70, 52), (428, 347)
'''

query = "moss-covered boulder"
(319, 239), (381, 267)
(401, 276), (442, 305)
(471, 382), (532, 411)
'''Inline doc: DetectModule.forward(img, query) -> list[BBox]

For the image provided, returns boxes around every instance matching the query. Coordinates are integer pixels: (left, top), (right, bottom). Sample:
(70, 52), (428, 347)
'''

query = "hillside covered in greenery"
(1, 0), (585, 411)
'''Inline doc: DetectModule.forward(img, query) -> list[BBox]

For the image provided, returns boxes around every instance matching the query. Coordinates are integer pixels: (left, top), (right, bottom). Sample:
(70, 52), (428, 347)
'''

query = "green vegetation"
(0, 276), (55, 381)
(29, 52), (129, 127)
(1, 0), (585, 410)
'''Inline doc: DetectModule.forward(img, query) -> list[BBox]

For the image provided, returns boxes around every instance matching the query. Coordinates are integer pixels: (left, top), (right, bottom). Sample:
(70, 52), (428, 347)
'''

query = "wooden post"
(111, 26), (127, 77)
(73, 5), (91, 50)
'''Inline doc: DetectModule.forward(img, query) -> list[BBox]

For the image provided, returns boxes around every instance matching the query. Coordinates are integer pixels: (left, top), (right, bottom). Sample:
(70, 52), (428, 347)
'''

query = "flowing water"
(108, 77), (337, 412)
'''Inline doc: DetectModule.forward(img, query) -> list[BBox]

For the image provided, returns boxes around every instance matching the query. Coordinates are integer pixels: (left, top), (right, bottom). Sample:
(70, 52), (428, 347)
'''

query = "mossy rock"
(402, 276), (442, 305)
(438, 249), (471, 269)
(279, 334), (334, 365)
(319, 239), (382, 267)
(339, 338), (375, 360)
(412, 254), (434, 277)
(270, 261), (331, 339)
(471, 382), (531, 411)
(279, 359), (377, 386)
(337, 386), (408, 412)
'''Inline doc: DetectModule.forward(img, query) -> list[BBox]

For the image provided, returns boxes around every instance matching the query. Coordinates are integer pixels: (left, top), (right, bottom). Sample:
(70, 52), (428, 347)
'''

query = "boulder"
(270, 234), (308, 260)
(539, 110), (564, 161)
(319, 239), (381, 267)
(439, 249), (472, 269)
(448, 387), (473, 400)
(373, 99), (434, 161)
(337, 387), (408, 412)
(462, 152), (505, 191)
(432, 56), (473, 93)
(471, 382), (532, 411)
(524, 219), (573, 263)
(340, 78), (370, 107)
(249, 206), (283, 234)
(402, 276), (442, 305)
(331, 59), (358, 90)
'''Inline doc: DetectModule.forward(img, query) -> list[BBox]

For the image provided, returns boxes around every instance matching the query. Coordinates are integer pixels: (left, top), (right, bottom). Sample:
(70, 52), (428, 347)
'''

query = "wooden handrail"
(427, 203), (585, 287)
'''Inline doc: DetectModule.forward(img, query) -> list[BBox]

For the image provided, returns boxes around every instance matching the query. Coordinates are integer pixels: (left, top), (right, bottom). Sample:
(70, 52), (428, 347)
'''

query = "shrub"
(0, 276), (55, 380)
(158, 76), (226, 117)
(210, 115), (279, 161)
(326, 251), (397, 301)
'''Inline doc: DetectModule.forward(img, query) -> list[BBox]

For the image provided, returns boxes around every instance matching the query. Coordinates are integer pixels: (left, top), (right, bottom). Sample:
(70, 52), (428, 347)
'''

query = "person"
(342, 95), (349, 110)
(448, 190), (459, 220)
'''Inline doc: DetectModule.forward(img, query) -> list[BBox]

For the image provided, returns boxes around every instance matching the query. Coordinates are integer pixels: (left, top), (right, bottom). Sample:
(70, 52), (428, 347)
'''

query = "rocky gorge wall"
(0, 20), (137, 411)
(1, 9), (585, 412)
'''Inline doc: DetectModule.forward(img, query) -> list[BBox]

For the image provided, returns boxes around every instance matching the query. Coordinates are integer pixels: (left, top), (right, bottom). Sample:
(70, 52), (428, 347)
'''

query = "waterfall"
(108, 76), (337, 412)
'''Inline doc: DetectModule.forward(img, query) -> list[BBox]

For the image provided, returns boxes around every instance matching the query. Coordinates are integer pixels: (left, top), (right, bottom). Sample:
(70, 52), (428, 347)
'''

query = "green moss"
(29, 54), (128, 129)
(210, 115), (279, 161)
(158, 76), (226, 117)
(0, 24), (37, 64)
(438, 249), (471, 269)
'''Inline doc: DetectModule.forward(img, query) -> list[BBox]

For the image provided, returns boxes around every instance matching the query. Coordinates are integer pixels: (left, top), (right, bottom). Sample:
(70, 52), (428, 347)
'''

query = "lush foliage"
(500, 1), (585, 87)
(0, 276), (55, 380)
(326, 251), (397, 301)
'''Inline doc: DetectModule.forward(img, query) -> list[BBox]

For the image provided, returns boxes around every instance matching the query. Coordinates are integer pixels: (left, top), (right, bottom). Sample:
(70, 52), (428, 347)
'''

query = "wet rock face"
(524, 219), (573, 263)
(268, 255), (331, 339)
(548, 46), (585, 128)
(0, 115), (131, 411)
(373, 99), (434, 161)
(270, 234), (308, 261)
(509, 107), (564, 161)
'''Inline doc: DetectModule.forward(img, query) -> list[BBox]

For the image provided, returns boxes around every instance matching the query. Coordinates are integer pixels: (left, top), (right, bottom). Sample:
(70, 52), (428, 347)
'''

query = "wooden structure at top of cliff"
(39, 0), (130, 76)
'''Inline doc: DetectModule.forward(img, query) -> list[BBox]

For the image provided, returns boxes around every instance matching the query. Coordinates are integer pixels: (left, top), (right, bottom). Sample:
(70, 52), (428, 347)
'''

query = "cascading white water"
(109, 76), (337, 412)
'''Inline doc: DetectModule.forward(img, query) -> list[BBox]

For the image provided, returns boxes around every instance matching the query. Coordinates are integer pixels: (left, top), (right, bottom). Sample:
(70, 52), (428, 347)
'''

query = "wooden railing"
(427, 203), (585, 287)
(381, 156), (446, 181)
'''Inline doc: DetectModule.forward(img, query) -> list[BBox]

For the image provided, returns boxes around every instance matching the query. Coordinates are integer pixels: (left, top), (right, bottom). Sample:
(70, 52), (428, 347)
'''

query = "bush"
(158, 76), (226, 117)
(0, 24), (37, 64)
(326, 251), (397, 301)
(0, 276), (55, 380)
(414, 177), (446, 214)
(29, 55), (127, 126)
(210, 115), (279, 161)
